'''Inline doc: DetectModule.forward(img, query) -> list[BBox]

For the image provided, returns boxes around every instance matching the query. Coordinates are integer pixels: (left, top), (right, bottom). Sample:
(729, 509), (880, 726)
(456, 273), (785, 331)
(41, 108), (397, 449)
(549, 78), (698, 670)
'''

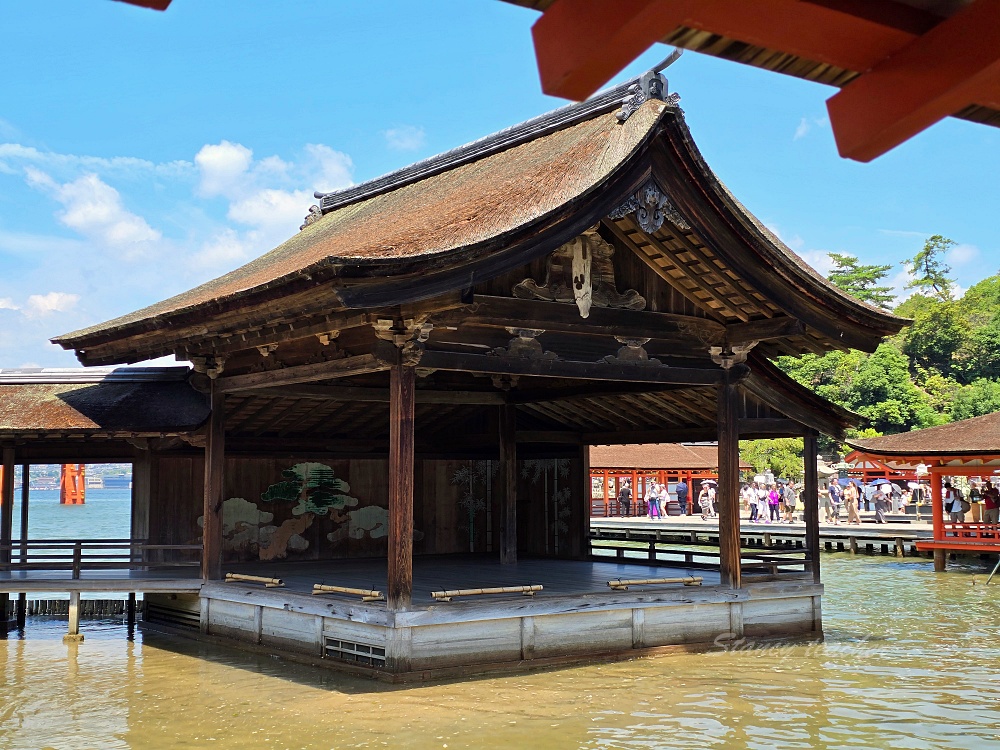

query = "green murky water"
(2, 555), (1000, 749)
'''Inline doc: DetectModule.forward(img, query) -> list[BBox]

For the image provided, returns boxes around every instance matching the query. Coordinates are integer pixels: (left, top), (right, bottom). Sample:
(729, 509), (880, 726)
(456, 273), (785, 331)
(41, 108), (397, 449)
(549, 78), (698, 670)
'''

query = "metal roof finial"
(617, 48), (683, 123)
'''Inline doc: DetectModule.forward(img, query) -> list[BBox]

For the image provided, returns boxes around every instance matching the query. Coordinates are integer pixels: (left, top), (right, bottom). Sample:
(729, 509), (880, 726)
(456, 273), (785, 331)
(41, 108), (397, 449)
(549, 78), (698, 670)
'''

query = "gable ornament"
(512, 229), (645, 319)
(608, 178), (690, 234)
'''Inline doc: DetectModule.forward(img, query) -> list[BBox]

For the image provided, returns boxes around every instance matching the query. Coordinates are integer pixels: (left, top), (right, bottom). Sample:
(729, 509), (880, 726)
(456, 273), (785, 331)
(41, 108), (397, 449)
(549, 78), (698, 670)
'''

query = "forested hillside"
(742, 237), (1000, 470)
(780, 235), (1000, 440)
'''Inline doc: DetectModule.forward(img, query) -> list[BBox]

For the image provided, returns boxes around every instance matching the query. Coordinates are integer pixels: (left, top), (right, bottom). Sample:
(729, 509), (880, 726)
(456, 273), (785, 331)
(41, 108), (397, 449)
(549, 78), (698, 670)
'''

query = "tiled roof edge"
(316, 79), (640, 213)
(0, 366), (191, 384)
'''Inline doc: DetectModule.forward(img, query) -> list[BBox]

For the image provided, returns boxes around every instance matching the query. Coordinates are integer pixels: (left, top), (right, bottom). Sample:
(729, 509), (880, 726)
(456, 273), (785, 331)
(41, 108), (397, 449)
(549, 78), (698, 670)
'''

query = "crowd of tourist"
(610, 474), (1000, 525)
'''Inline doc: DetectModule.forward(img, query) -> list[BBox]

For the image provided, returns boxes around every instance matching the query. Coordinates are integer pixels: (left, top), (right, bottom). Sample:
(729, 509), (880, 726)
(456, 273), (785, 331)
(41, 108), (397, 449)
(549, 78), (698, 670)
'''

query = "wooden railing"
(588, 538), (809, 576)
(941, 523), (1000, 541)
(0, 538), (202, 579)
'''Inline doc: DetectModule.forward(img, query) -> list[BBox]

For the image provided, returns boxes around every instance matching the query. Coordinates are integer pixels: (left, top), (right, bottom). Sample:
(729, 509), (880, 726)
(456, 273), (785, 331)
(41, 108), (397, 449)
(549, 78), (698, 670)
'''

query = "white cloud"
(792, 116), (829, 142)
(0, 142), (191, 178)
(193, 228), (254, 270)
(228, 188), (313, 230)
(383, 125), (426, 151)
(878, 228), (929, 239)
(304, 143), (353, 193)
(0, 298), (17, 311)
(24, 291), (79, 317)
(948, 243), (979, 266)
(26, 169), (161, 255)
(794, 118), (810, 141)
(194, 140), (254, 199)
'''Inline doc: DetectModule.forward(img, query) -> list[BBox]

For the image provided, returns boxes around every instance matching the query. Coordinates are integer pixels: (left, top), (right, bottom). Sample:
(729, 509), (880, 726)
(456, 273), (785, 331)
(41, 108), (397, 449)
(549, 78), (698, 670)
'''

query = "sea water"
(2, 555), (1000, 749)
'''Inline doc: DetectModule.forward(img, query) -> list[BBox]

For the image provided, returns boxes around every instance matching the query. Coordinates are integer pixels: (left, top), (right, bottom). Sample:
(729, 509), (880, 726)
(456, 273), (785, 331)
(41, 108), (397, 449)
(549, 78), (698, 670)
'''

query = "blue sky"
(1, 1), (998, 367)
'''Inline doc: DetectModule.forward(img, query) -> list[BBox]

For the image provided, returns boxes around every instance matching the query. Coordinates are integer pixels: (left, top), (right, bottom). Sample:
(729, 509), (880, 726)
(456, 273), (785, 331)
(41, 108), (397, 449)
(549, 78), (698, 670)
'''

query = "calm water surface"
(3, 556), (1000, 749)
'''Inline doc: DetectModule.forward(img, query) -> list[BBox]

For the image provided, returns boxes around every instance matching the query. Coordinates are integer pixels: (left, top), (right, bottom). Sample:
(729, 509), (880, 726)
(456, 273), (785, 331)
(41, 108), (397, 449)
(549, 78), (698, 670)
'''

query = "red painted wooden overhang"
(524, 0), (1000, 162)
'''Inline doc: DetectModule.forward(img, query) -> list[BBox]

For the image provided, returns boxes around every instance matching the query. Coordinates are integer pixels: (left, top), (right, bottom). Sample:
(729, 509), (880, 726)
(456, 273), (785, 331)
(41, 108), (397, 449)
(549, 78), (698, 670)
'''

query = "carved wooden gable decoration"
(512, 228), (645, 318)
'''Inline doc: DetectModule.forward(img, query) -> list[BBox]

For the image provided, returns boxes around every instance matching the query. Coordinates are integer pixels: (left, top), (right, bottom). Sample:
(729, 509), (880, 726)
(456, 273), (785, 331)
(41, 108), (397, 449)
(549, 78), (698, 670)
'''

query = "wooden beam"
(418, 350), (723, 386)
(202, 387), (225, 581)
(726, 317), (804, 346)
(215, 354), (388, 393)
(243, 384), (505, 405)
(717, 370), (741, 589)
(803, 434), (820, 584)
(0, 449), (13, 567)
(388, 365), (416, 610)
(738, 417), (807, 437)
(450, 295), (726, 343)
(499, 403), (518, 565)
(582, 427), (717, 445)
(507, 383), (686, 405)
(827, 0), (1000, 161)
(532, 0), (936, 101)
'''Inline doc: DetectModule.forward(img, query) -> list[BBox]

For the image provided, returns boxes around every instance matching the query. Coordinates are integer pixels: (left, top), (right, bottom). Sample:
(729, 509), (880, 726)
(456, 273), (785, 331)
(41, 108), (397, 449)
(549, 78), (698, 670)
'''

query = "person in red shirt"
(983, 480), (1000, 524)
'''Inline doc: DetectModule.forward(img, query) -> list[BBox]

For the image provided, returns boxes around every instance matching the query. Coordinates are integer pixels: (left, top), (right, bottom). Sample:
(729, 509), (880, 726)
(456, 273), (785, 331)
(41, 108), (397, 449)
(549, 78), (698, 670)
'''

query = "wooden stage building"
(1, 73), (904, 677)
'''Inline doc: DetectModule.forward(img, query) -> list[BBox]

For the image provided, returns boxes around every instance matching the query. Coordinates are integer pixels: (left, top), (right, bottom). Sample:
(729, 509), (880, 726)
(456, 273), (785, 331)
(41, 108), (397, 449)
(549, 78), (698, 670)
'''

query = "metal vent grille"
(324, 637), (386, 668)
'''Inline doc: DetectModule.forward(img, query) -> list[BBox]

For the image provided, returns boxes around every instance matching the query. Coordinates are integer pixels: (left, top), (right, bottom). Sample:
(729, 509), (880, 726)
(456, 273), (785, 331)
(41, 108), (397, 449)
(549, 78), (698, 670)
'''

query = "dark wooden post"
(499, 403), (518, 565)
(717, 372), (741, 589)
(388, 364), (416, 609)
(19, 465), (28, 563)
(202, 386), (225, 580)
(575, 443), (591, 558)
(803, 433), (820, 583)
(1, 448), (14, 568)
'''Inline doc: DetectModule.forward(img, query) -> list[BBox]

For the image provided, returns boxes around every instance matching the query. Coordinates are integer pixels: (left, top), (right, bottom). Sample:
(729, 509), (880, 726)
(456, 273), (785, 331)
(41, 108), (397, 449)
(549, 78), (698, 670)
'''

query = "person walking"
(743, 483), (758, 522)
(658, 482), (670, 517)
(983, 480), (1000, 524)
(697, 484), (712, 520)
(944, 482), (965, 523)
(706, 482), (717, 518)
(782, 481), (798, 523)
(646, 481), (659, 519)
(618, 480), (632, 518)
(756, 482), (769, 524)
(828, 481), (843, 525)
(768, 484), (781, 522)
(844, 481), (861, 525)
(873, 489), (890, 524)
(675, 479), (689, 517)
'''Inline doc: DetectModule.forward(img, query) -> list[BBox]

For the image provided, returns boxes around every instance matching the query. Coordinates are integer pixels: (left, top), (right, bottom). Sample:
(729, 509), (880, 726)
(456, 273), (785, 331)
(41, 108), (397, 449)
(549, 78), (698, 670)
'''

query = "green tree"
(894, 293), (966, 378)
(844, 342), (944, 433)
(950, 379), (1000, 421)
(739, 438), (804, 479)
(904, 234), (956, 301)
(952, 275), (1000, 383)
(827, 252), (894, 308)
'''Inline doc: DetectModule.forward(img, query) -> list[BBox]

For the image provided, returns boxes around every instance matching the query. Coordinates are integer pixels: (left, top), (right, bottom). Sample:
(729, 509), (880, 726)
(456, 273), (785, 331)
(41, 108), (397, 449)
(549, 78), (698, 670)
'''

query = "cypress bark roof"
(0, 368), (208, 435)
(846, 411), (1000, 458)
(53, 79), (905, 359)
(590, 442), (753, 471)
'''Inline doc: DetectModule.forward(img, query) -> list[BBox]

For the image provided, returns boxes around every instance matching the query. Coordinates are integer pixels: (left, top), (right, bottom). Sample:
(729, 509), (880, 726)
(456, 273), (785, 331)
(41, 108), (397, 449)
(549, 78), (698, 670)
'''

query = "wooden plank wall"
(148, 452), (587, 563)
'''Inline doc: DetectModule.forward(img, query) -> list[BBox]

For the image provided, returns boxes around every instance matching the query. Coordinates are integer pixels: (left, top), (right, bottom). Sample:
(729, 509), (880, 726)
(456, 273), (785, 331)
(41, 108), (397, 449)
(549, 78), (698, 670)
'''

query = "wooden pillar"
(931, 472), (946, 572)
(803, 434), (821, 583)
(202, 386), (225, 581)
(388, 365), (416, 609)
(499, 403), (517, 565)
(64, 591), (83, 642)
(576, 443), (590, 558)
(603, 471), (610, 517)
(19, 465), (28, 563)
(717, 372), (741, 589)
(1, 448), (14, 567)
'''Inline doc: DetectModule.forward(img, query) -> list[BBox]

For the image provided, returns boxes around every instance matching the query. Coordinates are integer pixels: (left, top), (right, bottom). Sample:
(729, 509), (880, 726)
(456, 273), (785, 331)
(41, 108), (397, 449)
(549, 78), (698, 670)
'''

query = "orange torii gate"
(60, 464), (86, 505)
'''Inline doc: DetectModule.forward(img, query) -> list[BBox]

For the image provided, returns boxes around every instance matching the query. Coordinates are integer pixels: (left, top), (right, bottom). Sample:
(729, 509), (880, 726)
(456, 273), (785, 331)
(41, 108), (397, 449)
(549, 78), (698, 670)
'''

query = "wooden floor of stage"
(227, 555), (722, 603)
